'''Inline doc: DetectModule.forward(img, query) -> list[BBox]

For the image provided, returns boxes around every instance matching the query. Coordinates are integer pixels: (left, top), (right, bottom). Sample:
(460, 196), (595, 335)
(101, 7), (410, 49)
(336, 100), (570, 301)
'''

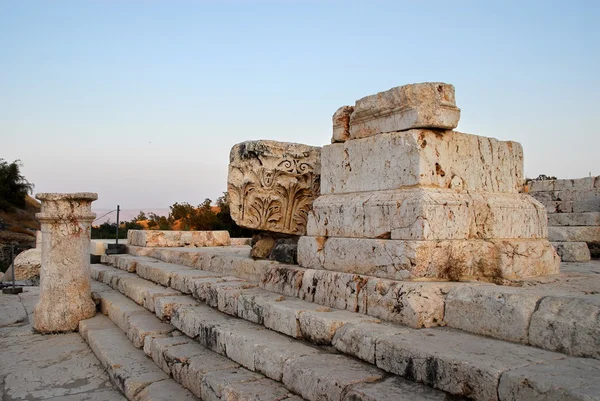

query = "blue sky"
(1, 1), (598, 209)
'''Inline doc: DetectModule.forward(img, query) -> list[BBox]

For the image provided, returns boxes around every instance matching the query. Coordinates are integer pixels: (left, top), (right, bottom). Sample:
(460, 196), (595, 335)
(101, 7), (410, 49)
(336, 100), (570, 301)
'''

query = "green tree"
(134, 211), (147, 221)
(0, 159), (34, 210)
(148, 212), (171, 230)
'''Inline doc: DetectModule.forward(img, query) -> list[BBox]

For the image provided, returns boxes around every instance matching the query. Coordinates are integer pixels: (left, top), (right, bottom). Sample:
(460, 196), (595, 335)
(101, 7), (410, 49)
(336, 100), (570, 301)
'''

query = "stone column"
(34, 193), (98, 333)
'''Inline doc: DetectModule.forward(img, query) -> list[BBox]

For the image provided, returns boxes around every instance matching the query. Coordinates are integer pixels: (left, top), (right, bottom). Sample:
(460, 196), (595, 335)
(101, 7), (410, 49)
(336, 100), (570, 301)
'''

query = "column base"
(298, 236), (560, 282)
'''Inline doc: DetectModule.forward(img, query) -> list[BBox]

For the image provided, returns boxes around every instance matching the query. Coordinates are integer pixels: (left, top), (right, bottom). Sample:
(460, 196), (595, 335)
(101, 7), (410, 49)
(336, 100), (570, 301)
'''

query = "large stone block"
(321, 129), (523, 195)
(227, 140), (321, 235)
(528, 176), (599, 192)
(498, 358), (600, 401)
(548, 226), (600, 242)
(528, 296), (600, 359)
(551, 242), (591, 262)
(331, 106), (354, 143)
(444, 285), (542, 344)
(298, 236), (560, 281)
(548, 212), (600, 226)
(308, 189), (547, 240)
(348, 82), (460, 139)
(127, 230), (230, 247)
(2, 248), (41, 282)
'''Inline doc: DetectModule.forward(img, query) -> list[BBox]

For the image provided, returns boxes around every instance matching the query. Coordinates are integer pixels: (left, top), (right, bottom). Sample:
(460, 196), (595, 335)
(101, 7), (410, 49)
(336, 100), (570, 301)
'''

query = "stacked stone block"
(298, 82), (559, 282)
(528, 176), (600, 261)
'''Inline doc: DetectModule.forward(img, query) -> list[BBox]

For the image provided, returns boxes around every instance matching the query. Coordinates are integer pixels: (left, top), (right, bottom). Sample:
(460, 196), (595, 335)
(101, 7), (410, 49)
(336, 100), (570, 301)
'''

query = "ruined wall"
(528, 176), (600, 260)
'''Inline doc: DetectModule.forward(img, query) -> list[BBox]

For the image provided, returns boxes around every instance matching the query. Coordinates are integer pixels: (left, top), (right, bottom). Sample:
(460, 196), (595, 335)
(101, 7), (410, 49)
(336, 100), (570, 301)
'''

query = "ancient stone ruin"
(12, 83), (599, 401)
(528, 176), (600, 261)
(33, 192), (97, 332)
(228, 140), (321, 261)
(299, 82), (559, 282)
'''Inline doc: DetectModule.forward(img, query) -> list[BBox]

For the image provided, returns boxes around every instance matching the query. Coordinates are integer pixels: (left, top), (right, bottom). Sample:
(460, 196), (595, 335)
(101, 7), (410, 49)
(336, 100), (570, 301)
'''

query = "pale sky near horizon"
(1, 1), (598, 209)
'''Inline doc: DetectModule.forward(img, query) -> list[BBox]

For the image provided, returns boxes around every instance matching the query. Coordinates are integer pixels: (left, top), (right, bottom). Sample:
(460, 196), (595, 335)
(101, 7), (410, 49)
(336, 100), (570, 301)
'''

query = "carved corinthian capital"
(227, 140), (321, 235)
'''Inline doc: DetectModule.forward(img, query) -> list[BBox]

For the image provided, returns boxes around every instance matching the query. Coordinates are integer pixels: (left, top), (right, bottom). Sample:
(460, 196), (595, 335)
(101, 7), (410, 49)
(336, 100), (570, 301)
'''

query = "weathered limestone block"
(543, 200), (573, 214)
(445, 285), (542, 344)
(528, 176), (600, 192)
(332, 106), (354, 143)
(342, 375), (452, 401)
(365, 279), (457, 328)
(548, 226), (600, 242)
(373, 327), (564, 401)
(498, 358), (600, 401)
(349, 82), (460, 139)
(228, 140), (321, 236)
(548, 212), (600, 226)
(34, 193), (97, 333)
(308, 189), (547, 240)
(127, 230), (230, 247)
(1, 248), (41, 281)
(528, 296), (600, 359)
(551, 242), (591, 262)
(298, 236), (559, 281)
(321, 129), (523, 195)
(281, 354), (384, 401)
(230, 237), (252, 246)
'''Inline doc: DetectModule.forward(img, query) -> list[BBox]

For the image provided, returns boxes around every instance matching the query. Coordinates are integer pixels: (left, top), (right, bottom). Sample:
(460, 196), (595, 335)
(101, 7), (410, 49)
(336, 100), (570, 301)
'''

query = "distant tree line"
(91, 193), (252, 239)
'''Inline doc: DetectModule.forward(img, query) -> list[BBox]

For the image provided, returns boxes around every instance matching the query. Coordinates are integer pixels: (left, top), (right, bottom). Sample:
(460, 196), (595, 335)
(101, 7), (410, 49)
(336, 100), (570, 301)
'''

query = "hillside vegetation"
(92, 194), (252, 239)
(0, 159), (39, 271)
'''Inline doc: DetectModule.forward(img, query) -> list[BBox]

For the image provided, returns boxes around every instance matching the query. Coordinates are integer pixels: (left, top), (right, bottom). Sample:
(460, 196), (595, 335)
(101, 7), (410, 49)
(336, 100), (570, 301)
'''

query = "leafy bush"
(0, 159), (34, 210)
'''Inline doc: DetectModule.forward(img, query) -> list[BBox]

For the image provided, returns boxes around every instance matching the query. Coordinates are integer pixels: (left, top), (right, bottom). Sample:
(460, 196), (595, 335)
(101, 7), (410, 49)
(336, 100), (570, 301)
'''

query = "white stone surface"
(34, 192), (97, 333)
(529, 296), (600, 359)
(445, 285), (542, 343)
(498, 358), (600, 401)
(548, 226), (600, 242)
(5, 247), (41, 281)
(127, 230), (230, 247)
(548, 211), (600, 226)
(135, 380), (198, 401)
(79, 315), (169, 399)
(365, 279), (457, 328)
(90, 241), (106, 256)
(344, 377), (453, 401)
(282, 354), (384, 401)
(374, 326), (562, 401)
(230, 237), (252, 246)
(348, 82), (460, 139)
(321, 129), (524, 195)
(308, 189), (547, 240)
(552, 241), (591, 262)
(227, 140), (321, 235)
(0, 295), (125, 401)
(528, 176), (600, 192)
(298, 236), (560, 281)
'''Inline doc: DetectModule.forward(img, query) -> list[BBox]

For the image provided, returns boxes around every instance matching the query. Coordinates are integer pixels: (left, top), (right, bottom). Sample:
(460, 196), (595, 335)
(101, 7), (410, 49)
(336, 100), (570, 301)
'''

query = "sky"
(1, 1), (598, 210)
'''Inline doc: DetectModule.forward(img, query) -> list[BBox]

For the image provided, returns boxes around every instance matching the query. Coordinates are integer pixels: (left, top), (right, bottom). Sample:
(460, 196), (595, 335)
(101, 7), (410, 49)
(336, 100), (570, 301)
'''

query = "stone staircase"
(78, 245), (600, 401)
(528, 176), (600, 261)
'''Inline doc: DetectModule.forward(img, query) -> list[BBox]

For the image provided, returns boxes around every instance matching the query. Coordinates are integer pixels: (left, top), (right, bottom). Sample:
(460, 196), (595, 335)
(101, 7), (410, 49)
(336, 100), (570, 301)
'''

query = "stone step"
(89, 285), (306, 401)
(106, 249), (460, 329)
(90, 280), (453, 401)
(78, 314), (197, 401)
(548, 212), (600, 227)
(551, 241), (591, 262)
(549, 226), (600, 243)
(91, 263), (600, 401)
(102, 248), (600, 360)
